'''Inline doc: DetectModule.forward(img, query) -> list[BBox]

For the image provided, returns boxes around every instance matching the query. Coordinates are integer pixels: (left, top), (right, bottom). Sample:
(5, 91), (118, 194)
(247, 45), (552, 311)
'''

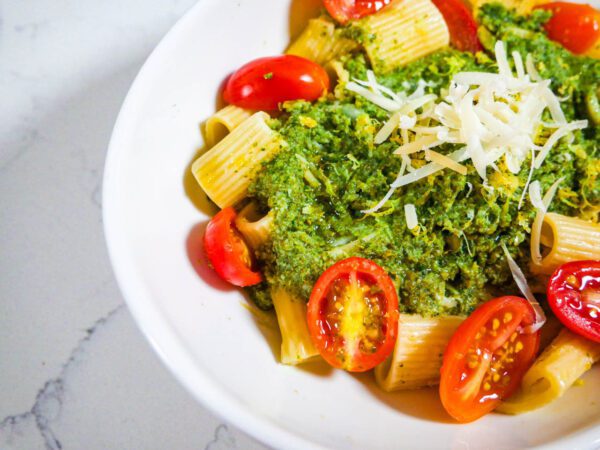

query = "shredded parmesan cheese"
(424, 149), (468, 175)
(501, 243), (546, 333)
(346, 41), (587, 213)
(530, 177), (564, 266)
(528, 180), (545, 212)
(404, 204), (418, 229)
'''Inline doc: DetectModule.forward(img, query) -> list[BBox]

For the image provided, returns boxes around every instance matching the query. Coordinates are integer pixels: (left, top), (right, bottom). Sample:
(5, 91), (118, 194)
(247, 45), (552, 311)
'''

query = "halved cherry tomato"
(323, 0), (392, 24)
(431, 0), (482, 53)
(307, 257), (399, 372)
(534, 2), (600, 54)
(223, 55), (329, 111)
(203, 207), (261, 287)
(440, 296), (540, 423)
(547, 260), (600, 343)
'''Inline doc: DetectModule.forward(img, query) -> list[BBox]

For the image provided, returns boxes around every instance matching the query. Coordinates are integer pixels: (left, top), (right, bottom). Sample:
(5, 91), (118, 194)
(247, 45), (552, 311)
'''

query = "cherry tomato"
(440, 296), (540, 423)
(535, 2), (600, 54)
(223, 55), (329, 111)
(431, 0), (482, 53)
(323, 0), (392, 24)
(547, 260), (600, 343)
(203, 207), (261, 287)
(307, 257), (399, 372)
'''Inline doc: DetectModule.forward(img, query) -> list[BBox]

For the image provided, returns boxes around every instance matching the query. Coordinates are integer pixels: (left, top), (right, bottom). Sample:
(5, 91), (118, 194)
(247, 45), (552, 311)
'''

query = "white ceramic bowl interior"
(103, 1), (600, 448)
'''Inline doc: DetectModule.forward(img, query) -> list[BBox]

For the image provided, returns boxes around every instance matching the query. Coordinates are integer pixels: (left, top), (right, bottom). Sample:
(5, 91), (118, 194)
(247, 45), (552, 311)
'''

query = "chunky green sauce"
(246, 4), (599, 315)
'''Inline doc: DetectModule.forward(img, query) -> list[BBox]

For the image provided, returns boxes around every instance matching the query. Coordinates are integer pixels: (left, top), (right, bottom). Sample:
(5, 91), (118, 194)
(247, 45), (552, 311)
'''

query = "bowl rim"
(102, 1), (600, 449)
(102, 1), (326, 448)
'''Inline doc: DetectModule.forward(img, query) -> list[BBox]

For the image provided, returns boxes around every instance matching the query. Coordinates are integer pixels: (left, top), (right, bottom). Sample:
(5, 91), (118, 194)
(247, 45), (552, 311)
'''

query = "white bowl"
(103, 1), (600, 448)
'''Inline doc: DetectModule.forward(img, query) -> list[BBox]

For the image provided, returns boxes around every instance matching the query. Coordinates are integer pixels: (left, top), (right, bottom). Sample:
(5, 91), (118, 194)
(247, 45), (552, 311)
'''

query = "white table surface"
(0, 1), (268, 448)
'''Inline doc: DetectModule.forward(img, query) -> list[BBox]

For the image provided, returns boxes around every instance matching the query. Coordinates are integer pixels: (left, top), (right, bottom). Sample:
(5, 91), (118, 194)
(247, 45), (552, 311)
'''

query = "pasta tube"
(192, 112), (283, 208)
(360, 0), (449, 73)
(271, 288), (319, 365)
(497, 328), (600, 414)
(204, 105), (252, 148)
(375, 314), (464, 391)
(286, 17), (358, 65)
(531, 213), (600, 275)
(235, 203), (274, 250)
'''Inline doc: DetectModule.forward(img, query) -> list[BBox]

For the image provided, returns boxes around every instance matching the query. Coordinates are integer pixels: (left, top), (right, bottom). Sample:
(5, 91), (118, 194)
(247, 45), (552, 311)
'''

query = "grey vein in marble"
(205, 425), (237, 450)
(0, 305), (125, 450)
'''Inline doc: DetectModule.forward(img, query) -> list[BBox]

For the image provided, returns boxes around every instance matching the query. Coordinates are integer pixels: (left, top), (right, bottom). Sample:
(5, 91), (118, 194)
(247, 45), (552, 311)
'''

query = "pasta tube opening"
(497, 328), (600, 414)
(203, 105), (252, 148)
(531, 213), (600, 275)
(235, 203), (274, 250)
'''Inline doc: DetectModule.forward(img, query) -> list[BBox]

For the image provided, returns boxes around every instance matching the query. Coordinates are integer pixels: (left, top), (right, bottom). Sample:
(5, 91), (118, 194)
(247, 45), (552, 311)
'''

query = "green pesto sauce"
(246, 4), (599, 315)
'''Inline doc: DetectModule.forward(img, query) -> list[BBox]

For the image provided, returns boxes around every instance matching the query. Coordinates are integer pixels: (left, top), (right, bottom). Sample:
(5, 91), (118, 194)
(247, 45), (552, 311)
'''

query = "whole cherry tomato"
(535, 2), (600, 54)
(440, 296), (540, 423)
(323, 0), (392, 24)
(223, 55), (329, 111)
(307, 257), (399, 372)
(204, 207), (261, 287)
(547, 260), (600, 343)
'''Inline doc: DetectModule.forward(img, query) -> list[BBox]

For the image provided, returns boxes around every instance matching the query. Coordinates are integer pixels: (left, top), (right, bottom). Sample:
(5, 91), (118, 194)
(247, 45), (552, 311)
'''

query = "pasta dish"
(190, 0), (599, 422)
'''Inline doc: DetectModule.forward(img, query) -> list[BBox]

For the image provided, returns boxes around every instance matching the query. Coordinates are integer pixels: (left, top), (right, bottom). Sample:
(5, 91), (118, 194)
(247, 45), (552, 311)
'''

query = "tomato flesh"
(535, 2), (600, 54)
(223, 55), (329, 111)
(548, 260), (600, 343)
(203, 207), (262, 287)
(307, 257), (399, 372)
(440, 296), (540, 422)
(431, 0), (482, 53)
(323, 0), (392, 24)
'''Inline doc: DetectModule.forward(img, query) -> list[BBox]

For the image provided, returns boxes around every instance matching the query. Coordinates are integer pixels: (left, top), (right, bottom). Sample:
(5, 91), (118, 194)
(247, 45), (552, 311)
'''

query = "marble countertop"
(0, 1), (267, 448)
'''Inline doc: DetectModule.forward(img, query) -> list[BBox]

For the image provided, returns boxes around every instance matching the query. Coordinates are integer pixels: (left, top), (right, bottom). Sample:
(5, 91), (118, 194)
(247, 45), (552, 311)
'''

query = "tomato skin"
(431, 0), (482, 53)
(547, 260), (600, 343)
(440, 296), (540, 423)
(323, 0), (392, 24)
(307, 257), (399, 372)
(203, 207), (262, 287)
(535, 2), (600, 54)
(223, 55), (329, 111)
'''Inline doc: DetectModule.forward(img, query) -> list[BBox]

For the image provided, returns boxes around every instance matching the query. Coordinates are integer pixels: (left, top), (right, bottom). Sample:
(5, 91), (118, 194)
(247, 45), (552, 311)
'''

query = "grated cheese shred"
(348, 41), (587, 214)
(501, 243), (546, 334)
(404, 204), (418, 230)
(530, 177), (564, 266)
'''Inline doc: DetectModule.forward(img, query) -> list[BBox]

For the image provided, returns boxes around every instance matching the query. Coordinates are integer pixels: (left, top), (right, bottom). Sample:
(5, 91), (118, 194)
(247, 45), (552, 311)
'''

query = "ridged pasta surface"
(532, 213), (600, 275)
(287, 17), (358, 65)
(361, 0), (449, 72)
(192, 112), (281, 208)
(375, 314), (464, 391)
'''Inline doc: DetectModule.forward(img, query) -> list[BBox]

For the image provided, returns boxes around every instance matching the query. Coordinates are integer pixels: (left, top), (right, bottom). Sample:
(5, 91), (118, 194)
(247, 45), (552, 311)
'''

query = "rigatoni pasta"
(375, 314), (464, 391)
(286, 17), (358, 66)
(192, 112), (283, 208)
(360, 0), (449, 72)
(235, 203), (274, 250)
(498, 329), (600, 414)
(531, 213), (600, 275)
(271, 288), (319, 365)
(204, 105), (252, 148)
